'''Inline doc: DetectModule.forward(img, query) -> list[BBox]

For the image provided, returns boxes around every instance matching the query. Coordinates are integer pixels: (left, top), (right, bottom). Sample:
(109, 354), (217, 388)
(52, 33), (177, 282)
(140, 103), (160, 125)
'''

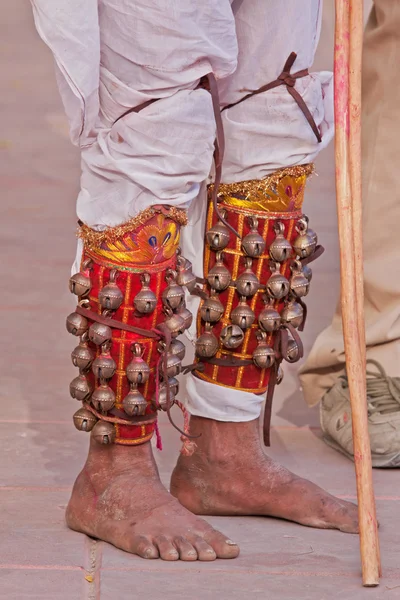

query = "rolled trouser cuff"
(186, 374), (263, 422)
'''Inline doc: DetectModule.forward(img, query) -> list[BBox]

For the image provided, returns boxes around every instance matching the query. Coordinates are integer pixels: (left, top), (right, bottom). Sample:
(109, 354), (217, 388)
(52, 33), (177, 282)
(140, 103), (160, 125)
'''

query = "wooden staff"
(334, 0), (381, 587)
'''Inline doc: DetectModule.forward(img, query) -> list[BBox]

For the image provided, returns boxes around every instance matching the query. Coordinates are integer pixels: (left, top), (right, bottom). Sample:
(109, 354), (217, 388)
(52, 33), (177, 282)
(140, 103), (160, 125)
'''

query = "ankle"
(187, 416), (262, 462)
(84, 439), (159, 479)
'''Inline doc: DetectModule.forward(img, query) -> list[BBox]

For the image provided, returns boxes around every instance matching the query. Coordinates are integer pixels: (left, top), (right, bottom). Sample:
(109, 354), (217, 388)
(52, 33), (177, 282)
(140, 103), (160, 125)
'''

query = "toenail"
(144, 549), (154, 558)
(225, 540), (238, 546)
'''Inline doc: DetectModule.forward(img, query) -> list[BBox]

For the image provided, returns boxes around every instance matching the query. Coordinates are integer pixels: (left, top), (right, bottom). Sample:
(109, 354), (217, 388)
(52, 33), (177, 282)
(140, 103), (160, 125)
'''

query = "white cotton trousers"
(31, 0), (333, 422)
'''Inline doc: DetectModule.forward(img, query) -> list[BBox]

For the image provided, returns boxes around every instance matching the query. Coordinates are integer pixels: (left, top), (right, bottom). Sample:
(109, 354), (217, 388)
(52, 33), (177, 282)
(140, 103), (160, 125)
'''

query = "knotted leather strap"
(221, 52), (322, 143)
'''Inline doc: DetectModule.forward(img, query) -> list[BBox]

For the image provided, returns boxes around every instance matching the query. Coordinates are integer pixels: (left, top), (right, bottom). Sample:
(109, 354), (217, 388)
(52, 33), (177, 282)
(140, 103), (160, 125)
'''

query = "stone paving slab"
(0, 570), (84, 600)
(99, 569), (400, 600)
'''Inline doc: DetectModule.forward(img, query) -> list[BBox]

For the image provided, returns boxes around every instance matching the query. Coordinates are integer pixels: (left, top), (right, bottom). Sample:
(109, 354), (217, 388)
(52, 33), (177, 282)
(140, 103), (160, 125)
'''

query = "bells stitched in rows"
(220, 324), (244, 349)
(88, 320), (112, 345)
(231, 297), (255, 330)
(162, 269), (185, 311)
(289, 260), (310, 298)
(269, 222), (292, 263)
(200, 293), (224, 323)
(134, 273), (157, 314)
(73, 407), (97, 432)
(98, 269), (124, 311)
(292, 217), (317, 259)
(253, 331), (276, 369)
(236, 258), (260, 297)
(266, 262), (290, 300)
(70, 372), (92, 402)
(207, 251), (231, 291)
(152, 382), (176, 411)
(91, 420), (116, 445)
(69, 259), (92, 297)
(92, 342), (117, 380)
(66, 312), (88, 337)
(241, 217), (266, 258)
(123, 384), (148, 416)
(176, 253), (197, 292)
(196, 322), (219, 358)
(281, 300), (304, 329)
(284, 338), (301, 363)
(169, 339), (186, 361)
(126, 343), (150, 385)
(159, 308), (186, 338)
(71, 332), (94, 370)
(258, 297), (281, 332)
(206, 214), (231, 251)
(91, 383), (116, 413)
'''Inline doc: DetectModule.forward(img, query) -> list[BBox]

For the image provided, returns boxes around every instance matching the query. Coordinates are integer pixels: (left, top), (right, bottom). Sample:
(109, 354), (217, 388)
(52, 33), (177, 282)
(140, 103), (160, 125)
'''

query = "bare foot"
(171, 417), (359, 534)
(66, 439), (239, 560)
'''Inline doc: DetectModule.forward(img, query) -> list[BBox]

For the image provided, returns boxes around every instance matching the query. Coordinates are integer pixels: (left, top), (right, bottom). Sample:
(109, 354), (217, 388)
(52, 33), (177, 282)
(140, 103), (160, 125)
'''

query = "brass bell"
(281, 300), (304, 329)
(126, 343), (150, 385)
(206, 218), (231, 251)
(88, 321), (112, 345)
(66, 312), (88, 336)
(302, 264), (312, 282)
(285, 339), (300, 363)
(220, 324), (244, 349)
(241, 217), (266, 258)
(176, 304), (193, 330)
(231, 297), (255, 330)
(71, 333), (95, 370)
(122, 384), (148, 416)
(289, 260), (310, 298)
(168, 376), (180, 396)
(159, 309), (186, 338)
(206, 251), (231, 291)
(258, 297), (281, 332)
(69, 373), (92, 402)
(200, 294), (224, 323)
(169, 339), (186, 361)
(235, 258), (260, 297)
(73, 407), (97, 432)
(92, 343), (117, 380)
(162, 270), (185, 311)
(176, 254), (197, 292)
(269, 221), (293, 263)
(292, 218), (317, 258)
(69, 259), (92, 297)
(91, 383), (116, 413)
(195, 323), (219, 358)
(134, 273), (157, 314)
(91, 420), (116, 445)
(266, 262), (290, 300)
(153, 384), (175, 411)
(165, 352), (182, 378)
(253, 332), (276, 369)
(302, 216), (318, 245)
(99, 270), (124, 311)
(277, 365), (284, 385)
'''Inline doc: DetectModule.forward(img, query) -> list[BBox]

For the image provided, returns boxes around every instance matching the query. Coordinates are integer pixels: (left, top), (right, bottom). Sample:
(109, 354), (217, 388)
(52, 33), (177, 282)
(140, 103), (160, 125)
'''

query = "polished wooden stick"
(334, 0), (381, 587)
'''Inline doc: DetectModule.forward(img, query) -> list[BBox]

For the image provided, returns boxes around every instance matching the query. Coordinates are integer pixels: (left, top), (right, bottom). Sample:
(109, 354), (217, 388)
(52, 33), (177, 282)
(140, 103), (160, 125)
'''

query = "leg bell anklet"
(193, 165), (324, 444)
(67, 206), (196, 446)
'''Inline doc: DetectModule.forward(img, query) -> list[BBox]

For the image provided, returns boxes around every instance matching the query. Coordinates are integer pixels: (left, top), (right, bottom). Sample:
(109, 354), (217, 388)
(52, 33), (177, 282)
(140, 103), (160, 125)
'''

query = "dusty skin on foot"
(171, 416), (359, 534)
(66, 439), (239, 561)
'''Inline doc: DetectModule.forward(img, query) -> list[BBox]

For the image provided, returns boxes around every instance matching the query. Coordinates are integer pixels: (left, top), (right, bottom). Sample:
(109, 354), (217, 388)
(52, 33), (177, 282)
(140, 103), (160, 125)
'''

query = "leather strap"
(221, 52), (322, 143)
(76, 305), (160, 339)
(300, 244), (325, 266)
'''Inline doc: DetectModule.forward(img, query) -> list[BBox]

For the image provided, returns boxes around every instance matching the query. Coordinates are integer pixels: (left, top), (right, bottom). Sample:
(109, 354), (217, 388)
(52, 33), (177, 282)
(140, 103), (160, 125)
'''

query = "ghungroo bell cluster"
(194, 171), (323, 415)
(65, 217), (197, 446)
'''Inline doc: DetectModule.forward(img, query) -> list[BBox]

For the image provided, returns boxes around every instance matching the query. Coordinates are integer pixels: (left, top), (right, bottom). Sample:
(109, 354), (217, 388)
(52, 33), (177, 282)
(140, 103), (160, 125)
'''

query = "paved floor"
(2, 2), (399, 599)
